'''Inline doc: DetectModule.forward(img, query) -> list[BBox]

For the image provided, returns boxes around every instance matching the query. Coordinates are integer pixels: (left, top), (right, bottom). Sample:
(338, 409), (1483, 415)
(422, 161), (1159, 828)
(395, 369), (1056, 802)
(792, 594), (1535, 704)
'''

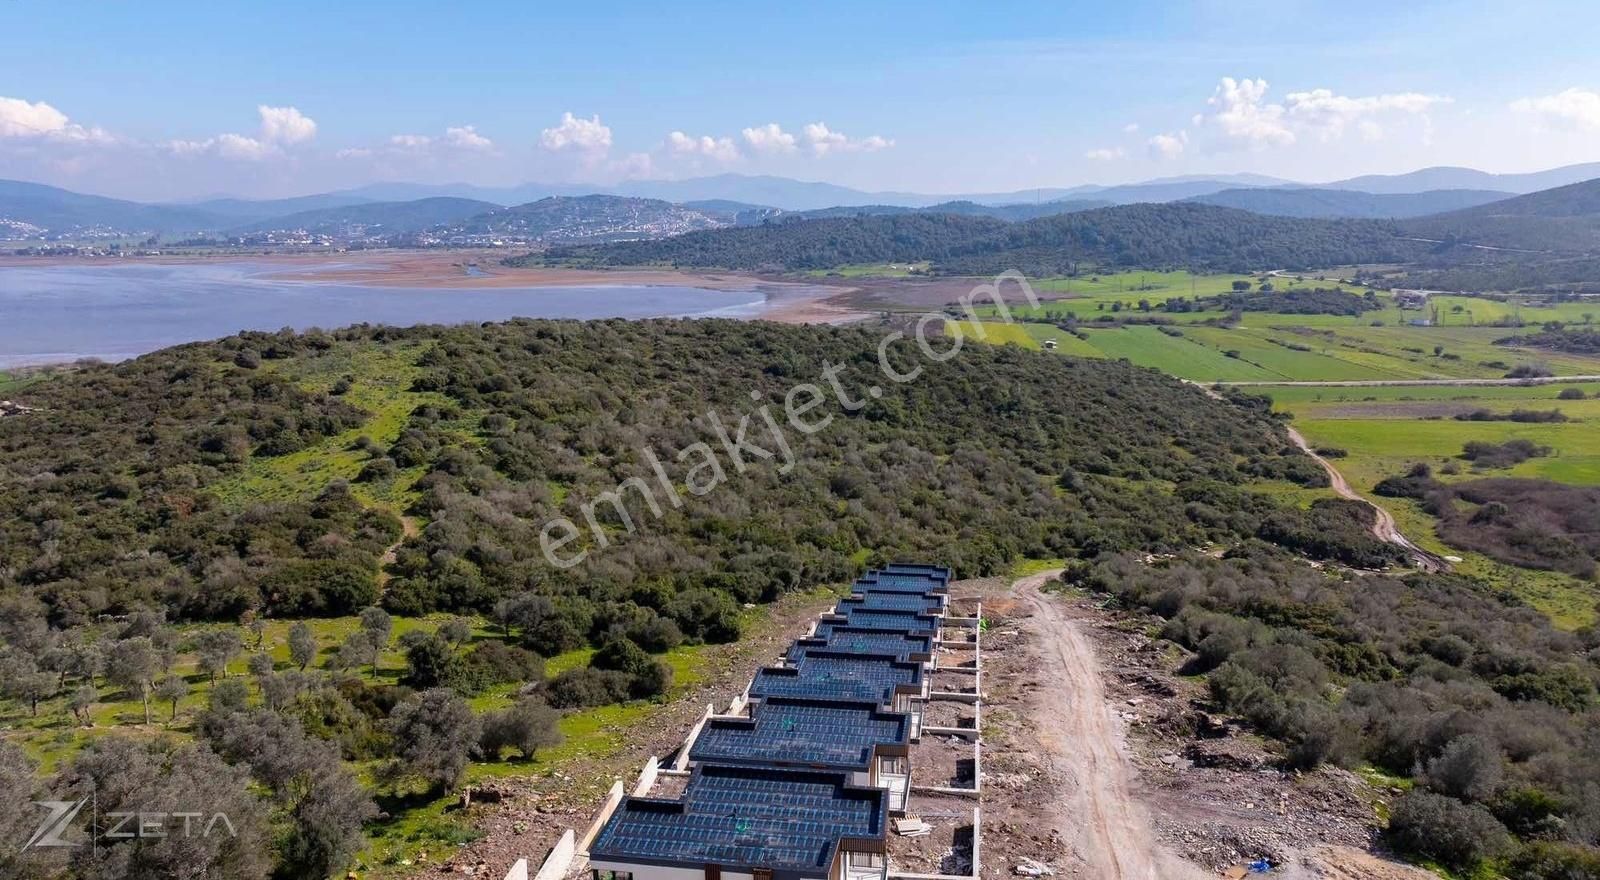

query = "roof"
(589, 764), (887, 873)
(689, 698), (910, 771)
(882, 562), (952, 582)
(854, 572), (949, 594)
(841, 592), (944, 613)
(791, 626), (932, 663)
(748, 649), (923, 705)
(829, 606), (941, 636)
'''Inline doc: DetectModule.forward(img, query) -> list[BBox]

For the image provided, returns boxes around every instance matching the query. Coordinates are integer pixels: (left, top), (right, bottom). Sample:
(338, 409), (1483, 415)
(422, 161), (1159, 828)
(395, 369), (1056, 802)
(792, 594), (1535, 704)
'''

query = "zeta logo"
(25, 799), (88, 849)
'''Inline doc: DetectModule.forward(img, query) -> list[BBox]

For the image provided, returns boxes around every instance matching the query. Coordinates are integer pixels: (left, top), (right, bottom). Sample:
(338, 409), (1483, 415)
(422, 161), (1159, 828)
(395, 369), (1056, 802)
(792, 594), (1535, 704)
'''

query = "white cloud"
(257, 105), (317, 145)
(741, 122), (797, 153)
(1285, 88), (1448, 140)
(540, 112), (612, 153)
(335, 147), (373, 160)
(216, 133), (274, 160)
(388, 133), (433, 149)
(1203, 77), (1294, 148)
(1511, 88), (1600, 131)
(443, 125), (493, 150)
(1122, 123), (1140, 134)
(1084, 147), (1125, 161)
(666, 130), (740, 163)
(1147, 131), (1187, 159)
(167, 104), (317, 161)
(801, 122), (893, 157)
(385, 126), (494, 154)
(608, 151), (656, 180)
(0, 96), (110, 142)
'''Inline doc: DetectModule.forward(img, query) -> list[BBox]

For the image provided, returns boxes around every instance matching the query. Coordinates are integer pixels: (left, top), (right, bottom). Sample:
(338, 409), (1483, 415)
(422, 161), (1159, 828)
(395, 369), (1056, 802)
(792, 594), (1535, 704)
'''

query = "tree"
(334, 631), (377, 677)
(288, 622), (316, 671)
(106, 637), (159, 725)
(57, 737), (273, 880)
(402, 634), (462, 689)
(68, 684), (96, 726)
(0, 742), (41, 879)
(195, 628), (244, 682)
(205, 710), (377, 878)
(154, 674), (188, 721)
(438, 616), (474, 646)
(480, 698), (563, 760)
(386, 688), (481, 794)
(248, 651), (275, 680)
(359, 606), (393, 651)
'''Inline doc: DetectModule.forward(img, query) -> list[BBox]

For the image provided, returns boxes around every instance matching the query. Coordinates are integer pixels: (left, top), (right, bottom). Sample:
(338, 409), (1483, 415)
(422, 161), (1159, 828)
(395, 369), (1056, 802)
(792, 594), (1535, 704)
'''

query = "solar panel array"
(747, 650), (921, 705)
(590, 765), (886, 869)
(589, 563), (950, 875)
(789, 628), (932, 663)
(689, 697), (910, 770)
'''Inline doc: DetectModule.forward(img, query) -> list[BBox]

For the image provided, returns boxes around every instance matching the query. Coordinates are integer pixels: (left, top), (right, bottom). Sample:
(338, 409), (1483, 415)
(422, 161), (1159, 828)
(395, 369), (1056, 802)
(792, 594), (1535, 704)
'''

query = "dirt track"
(1284, 427), (1447, 572)
(1012, 572), (1209, 880)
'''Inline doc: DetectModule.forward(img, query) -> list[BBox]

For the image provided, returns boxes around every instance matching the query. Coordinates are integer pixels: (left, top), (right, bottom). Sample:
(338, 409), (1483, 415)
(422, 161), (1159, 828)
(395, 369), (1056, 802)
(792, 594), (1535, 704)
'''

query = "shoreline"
(0, 250), (872, 370)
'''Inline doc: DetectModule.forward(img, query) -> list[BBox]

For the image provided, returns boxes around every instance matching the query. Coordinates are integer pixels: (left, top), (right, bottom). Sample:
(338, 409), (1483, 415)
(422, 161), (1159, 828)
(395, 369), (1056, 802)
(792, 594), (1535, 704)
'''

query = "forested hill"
(0, 319), (1366, 628)
(1400, 177), (1600, 253)
(526, 202), (1420, 273)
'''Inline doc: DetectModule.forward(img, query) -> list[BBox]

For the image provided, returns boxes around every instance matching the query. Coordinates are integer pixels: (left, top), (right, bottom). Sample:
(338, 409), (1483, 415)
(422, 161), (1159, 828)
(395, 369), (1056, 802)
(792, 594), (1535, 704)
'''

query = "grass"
(207, 340), (477, 515)
(1271, 385), (1600, 629)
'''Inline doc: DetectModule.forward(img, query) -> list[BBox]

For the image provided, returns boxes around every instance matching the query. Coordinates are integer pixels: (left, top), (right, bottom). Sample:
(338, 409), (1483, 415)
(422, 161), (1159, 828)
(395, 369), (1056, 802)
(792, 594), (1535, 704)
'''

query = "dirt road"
(1013, 571), (1209, 880)
(1284, 427), (1448, 572)
(1216, 375), (1600, 387)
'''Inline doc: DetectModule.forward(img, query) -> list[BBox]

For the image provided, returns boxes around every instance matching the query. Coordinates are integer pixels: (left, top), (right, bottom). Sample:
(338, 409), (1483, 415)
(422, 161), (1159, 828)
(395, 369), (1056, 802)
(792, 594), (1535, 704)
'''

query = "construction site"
(504, 563), (987, 880)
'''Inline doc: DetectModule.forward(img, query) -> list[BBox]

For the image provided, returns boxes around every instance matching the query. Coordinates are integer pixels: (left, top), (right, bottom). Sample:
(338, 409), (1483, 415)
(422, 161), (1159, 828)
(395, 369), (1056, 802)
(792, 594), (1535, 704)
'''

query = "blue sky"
(3, 0), (1599, 199)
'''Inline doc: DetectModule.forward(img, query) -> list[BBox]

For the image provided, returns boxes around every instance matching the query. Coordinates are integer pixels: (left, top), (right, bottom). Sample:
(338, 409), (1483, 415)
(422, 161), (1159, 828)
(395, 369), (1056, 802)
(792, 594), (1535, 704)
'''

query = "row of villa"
(560, 563), (981, 880)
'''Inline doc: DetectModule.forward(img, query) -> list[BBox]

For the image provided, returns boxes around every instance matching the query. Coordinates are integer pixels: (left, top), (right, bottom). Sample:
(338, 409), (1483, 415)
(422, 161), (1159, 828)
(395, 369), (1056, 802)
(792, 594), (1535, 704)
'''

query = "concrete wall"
(526, 829), (576, 880)
(576, 781), (626, 856)
(632, 757), (660, 797)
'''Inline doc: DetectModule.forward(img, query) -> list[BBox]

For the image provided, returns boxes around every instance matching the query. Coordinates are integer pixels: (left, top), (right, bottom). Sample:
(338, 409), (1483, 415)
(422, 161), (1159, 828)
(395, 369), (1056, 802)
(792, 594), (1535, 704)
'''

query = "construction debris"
(1011, 857), (1055, 876)
(894, 817), (932, 837)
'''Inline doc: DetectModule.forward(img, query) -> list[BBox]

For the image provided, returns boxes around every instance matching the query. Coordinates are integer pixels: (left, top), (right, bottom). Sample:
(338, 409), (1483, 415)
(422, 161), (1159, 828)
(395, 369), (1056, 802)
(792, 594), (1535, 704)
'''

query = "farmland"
(952, 272), (1600, 626)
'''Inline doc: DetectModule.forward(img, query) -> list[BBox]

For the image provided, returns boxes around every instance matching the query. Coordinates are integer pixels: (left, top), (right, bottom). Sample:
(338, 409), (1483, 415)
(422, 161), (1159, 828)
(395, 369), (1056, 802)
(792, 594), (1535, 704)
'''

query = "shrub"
(1386, 791), (1512, 873)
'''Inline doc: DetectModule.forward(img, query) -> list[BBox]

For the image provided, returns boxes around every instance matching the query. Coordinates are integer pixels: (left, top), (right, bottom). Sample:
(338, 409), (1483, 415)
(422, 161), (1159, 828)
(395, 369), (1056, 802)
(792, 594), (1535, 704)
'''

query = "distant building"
(1394, 290), (1430, 310)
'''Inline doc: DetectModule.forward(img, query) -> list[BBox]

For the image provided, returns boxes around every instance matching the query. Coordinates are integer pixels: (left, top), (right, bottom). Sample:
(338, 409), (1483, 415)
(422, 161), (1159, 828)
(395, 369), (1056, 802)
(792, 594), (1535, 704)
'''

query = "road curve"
(1285, 427), (1448, 572)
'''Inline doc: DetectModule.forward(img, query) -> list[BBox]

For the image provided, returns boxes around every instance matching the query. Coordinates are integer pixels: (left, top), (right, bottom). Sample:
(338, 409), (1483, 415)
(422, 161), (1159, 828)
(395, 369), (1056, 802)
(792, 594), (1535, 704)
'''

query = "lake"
(0, 261), (776, 367)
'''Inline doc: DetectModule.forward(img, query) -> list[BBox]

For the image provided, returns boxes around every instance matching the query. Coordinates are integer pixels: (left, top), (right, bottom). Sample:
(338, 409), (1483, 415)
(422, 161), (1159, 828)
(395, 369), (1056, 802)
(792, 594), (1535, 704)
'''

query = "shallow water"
(0, 261), (772, 367)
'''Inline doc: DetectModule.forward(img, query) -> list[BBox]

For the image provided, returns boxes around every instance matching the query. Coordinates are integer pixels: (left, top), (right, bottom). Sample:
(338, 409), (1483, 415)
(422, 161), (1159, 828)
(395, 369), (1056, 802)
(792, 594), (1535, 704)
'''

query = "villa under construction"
(512, 562), (986, 880)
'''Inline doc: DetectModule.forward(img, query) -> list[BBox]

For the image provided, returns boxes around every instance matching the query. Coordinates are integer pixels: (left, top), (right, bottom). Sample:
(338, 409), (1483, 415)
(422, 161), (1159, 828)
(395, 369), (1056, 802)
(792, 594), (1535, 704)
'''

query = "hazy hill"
(792, 199), (1111, 222)
(1325, 162), (1600, 195)
(446, 194), (726, 242)
(184, 192), (378, 222)
(229, 197), (501, 235)
(1190, 187), (1512, 219)
(0, 178), (228, 236)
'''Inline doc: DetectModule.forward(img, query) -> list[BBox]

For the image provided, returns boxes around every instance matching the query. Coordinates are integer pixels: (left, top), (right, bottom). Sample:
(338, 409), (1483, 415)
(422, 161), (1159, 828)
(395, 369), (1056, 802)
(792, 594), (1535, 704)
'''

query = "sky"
(2, 0), (1600, 200)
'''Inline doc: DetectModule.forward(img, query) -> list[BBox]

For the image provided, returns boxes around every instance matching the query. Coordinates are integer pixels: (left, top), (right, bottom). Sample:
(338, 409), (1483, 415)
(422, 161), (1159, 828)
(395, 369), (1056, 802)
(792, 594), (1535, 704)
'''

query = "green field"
(952, 271), (1600, 383)
(1274, 382), (1600, 627)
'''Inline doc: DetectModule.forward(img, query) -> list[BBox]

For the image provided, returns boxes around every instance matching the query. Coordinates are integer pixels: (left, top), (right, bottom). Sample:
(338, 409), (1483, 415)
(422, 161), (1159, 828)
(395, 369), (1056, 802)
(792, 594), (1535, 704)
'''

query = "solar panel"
(590, 764), (887, 871)
(690, 697), (909, 770)
(748, 650), (921, 705)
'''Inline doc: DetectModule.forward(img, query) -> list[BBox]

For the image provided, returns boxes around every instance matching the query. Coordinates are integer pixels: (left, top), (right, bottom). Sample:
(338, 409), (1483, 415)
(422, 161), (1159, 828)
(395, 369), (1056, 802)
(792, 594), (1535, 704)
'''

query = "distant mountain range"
(5, 162), (1600, 244)
(1188, 188), (1513, 219)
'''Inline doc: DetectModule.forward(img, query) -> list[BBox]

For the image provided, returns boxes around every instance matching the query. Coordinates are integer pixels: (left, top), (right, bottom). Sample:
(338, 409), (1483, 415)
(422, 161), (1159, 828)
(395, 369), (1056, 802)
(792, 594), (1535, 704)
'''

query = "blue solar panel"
(590, 764), (886, 871)
(690, 698), (909, 771)
(749, 650), (922, 706)
(831, 606), (940, 636)
(845, 592), (944, 613)
(790, 627), (932, 663)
